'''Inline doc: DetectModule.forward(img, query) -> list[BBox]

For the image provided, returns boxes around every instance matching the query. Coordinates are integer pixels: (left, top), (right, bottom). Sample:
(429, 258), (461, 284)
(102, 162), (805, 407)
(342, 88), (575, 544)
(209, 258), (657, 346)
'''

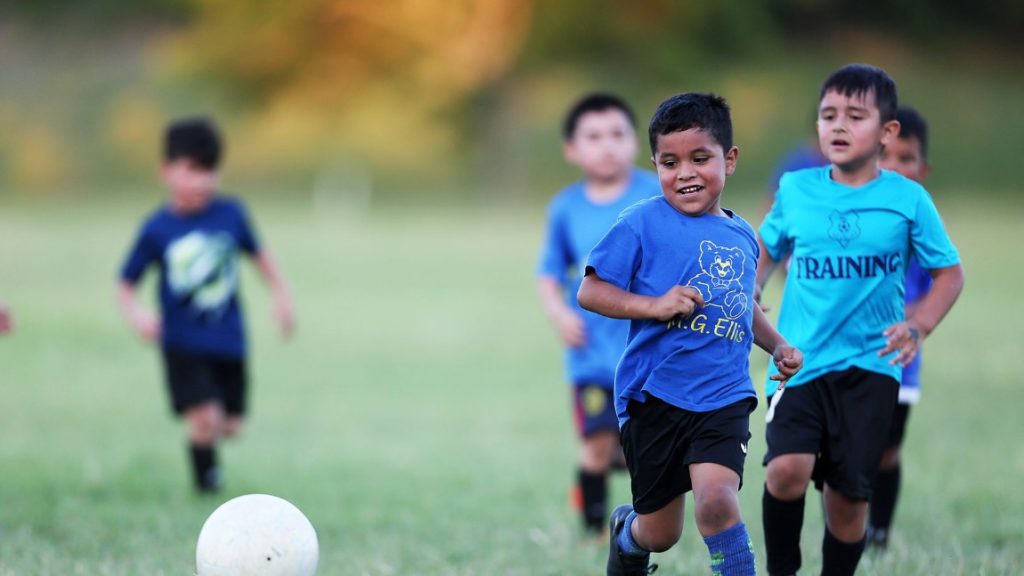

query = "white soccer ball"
(196, 494), (319, 576)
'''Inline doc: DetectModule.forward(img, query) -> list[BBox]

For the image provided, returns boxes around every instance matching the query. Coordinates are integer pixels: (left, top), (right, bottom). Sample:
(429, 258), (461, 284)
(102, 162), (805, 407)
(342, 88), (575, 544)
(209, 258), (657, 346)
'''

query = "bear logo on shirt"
(828, 209), (861, 248)
(686, 240), (748, 320)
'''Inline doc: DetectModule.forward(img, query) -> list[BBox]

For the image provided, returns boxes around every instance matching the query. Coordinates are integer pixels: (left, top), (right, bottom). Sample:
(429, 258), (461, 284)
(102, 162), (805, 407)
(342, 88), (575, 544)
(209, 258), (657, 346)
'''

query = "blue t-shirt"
(537, 169), (660, 387)
(900, 257), (932, 403)
(120, 196), (260, 358)
(586, 196), (760, 426)
(759, 167), (960, 394)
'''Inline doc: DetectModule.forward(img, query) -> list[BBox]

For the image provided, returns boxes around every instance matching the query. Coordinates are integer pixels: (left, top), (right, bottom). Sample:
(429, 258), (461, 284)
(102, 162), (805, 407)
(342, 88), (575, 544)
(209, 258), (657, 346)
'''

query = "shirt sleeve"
(119, 223), (158, 284)
(909, 190), (960, 269)
(236, 202), (261, 255)
(585, 219), (641, 290)
(758, 183), (791, 261)
(536, 200), (571, 284)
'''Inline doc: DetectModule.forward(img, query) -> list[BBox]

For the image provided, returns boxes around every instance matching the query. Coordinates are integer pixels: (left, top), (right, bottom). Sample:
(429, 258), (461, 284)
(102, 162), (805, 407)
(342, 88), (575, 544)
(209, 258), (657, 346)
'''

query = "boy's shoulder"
(778, 165), (828, 192)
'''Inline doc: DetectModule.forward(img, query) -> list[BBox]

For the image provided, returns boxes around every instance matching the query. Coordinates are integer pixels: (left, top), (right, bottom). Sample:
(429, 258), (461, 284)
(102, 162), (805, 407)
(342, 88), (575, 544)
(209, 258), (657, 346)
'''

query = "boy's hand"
(554, 309), (586, 348)
(770, 344), (802, 383)
(880, 320), (921, 367)
(131, 312), (161, 343)
(273, 294), (295, 339)
(0, 305), (12, 334)
(650, 286), (705, 322)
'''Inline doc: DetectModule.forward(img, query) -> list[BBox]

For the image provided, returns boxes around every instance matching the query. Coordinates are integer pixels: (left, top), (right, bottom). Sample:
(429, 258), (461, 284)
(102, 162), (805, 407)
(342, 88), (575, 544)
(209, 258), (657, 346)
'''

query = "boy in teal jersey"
(867, 106), (934, 549)
(580, 92), (802, 576)
(757, 65), (965, 575)
(117, 118), (295, 492)
(537, 93), (660, 537)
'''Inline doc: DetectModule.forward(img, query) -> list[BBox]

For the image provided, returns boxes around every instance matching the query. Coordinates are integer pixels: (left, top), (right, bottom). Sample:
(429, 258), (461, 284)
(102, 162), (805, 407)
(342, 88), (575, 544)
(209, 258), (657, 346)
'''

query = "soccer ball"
(196, 494), (319, 576)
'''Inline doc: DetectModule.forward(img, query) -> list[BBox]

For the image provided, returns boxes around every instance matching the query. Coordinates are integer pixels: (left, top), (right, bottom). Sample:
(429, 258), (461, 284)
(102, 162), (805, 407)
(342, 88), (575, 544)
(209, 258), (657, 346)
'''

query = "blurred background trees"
(0, 0), (1020, 201)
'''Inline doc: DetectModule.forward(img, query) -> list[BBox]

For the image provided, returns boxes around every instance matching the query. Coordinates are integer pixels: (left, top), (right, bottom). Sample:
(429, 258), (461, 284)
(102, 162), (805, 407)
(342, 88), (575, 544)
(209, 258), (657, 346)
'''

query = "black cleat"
(607, 504), (657, 576)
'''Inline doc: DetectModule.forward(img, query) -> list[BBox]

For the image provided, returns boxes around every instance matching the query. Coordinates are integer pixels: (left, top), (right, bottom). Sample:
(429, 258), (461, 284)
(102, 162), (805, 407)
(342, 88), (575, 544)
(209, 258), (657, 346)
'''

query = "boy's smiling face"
(564, 108), (638, 183)
(817, 88), (899, 176)
(162, 158), (218, 214)
(652, 128), (737, 217)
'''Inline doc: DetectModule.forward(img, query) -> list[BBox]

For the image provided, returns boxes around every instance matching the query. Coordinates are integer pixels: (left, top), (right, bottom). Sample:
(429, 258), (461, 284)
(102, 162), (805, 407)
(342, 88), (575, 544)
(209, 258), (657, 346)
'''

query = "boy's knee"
(766, 458), (812, 500)
(694, 488), (741, 534)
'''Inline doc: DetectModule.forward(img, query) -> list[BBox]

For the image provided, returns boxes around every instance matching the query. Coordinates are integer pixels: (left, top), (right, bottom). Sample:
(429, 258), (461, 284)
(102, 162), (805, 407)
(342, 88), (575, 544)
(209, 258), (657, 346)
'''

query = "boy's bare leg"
(692, 463), (756, 575)
(632, 495), (684, 552)
(185, 401), (224, 492)
(222, 416), (244, 439)
(579, 430), (619, 535)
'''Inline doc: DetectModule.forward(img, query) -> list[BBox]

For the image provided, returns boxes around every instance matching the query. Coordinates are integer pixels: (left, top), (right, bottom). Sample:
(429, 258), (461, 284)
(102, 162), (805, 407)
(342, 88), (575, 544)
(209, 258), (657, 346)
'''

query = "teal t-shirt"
(759, 166), (960, 395)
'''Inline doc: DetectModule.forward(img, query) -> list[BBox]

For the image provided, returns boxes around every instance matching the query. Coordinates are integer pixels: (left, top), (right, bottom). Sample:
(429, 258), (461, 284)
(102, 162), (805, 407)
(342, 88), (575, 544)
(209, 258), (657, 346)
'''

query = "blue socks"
(703, 522), (756, 576)
(617, 510), (648, 556)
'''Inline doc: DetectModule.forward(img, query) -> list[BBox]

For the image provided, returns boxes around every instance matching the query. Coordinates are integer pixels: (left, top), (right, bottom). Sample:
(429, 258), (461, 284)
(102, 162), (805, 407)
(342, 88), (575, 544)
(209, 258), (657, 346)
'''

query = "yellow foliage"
(7, 122), (73, 191)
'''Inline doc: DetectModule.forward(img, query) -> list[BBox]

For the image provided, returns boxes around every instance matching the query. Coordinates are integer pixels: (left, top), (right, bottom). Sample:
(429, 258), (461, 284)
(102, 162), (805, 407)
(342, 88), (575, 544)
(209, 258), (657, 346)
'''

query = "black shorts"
(621, 394), (755, 515)
(572, 384), (618, 438)
(763, 366), (898, 500)
(886, 403), (911, 449)
(161, 347), (247, 416)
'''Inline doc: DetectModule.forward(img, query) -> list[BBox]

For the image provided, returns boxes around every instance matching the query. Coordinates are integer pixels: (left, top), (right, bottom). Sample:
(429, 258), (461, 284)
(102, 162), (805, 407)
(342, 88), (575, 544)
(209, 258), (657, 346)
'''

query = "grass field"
(1, 192), (1022, 575)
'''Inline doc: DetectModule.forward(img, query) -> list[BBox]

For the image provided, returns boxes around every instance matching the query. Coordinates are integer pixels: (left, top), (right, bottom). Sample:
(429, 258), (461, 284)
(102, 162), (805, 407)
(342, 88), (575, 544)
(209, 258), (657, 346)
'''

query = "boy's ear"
(920, 160), (932, 181)
(562, 141), (577, 165)
(724, 146), (739, 176)
(880, 119), (901, 148)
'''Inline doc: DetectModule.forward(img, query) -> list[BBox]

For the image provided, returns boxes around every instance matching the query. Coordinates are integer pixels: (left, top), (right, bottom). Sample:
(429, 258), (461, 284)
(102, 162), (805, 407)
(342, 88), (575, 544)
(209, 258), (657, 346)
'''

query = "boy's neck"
(584, 171), (632, 204)
(829, 158), (881, 188)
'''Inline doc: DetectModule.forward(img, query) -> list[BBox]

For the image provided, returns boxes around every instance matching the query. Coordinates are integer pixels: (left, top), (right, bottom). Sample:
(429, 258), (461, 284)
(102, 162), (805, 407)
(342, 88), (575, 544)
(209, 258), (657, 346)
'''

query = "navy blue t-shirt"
(120, 196), (260, 358)
(586, 197), (760, 427)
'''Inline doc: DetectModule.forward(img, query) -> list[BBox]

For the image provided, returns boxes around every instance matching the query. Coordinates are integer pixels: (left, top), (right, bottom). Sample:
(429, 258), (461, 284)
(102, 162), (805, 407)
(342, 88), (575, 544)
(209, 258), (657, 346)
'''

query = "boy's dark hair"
(648, 92), (732, 155)
(164, 117), (223, 169)
(562, 93), (636, 140)
(820, 63), (898, 122)
(895, 106), (929, 158)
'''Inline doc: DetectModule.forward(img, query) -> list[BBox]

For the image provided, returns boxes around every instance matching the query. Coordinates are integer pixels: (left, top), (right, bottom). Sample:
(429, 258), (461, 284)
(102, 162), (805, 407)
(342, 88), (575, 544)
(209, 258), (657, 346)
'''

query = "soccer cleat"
(607, 504), (657, 576)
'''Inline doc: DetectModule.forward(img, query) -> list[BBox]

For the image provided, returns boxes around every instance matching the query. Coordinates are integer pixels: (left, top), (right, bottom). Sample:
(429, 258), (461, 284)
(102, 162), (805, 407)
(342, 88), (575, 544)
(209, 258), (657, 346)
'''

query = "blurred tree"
(162, 0), (534, 182)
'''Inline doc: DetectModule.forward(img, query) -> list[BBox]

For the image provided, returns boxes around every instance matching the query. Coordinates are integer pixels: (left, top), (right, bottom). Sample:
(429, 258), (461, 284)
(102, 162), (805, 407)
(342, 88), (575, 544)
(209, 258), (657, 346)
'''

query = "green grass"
(0, 192), (1021, 575)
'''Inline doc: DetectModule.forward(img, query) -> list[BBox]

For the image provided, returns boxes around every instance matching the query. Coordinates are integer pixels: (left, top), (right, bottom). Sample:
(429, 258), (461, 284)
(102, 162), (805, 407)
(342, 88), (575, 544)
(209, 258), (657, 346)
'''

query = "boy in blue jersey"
(579, 92), (803, 576)
(117, 118), (295, 492)
(537, 93), (661, 537)
(757, 65), (965, 576)
(867, 106), (934, 550)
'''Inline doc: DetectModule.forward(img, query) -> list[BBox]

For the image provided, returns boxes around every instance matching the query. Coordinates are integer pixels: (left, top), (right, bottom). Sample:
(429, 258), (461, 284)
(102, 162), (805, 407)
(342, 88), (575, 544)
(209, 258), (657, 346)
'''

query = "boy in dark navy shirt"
(117, 118), (294, 492)
(580, 93), (802, 576)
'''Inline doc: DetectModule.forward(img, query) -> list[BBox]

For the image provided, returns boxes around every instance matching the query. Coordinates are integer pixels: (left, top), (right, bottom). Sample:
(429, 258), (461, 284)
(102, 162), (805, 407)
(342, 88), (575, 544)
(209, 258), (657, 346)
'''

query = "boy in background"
(579, 92), (802, 576)
(868, 106), (934, 549)
(537, 93), (660, 537)
(757, 65), (964, 575)
(117, 118), (294, 492)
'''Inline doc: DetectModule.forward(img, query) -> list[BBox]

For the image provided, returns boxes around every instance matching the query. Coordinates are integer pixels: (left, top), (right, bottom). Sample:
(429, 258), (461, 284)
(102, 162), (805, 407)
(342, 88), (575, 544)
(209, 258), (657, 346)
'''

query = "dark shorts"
(162, 347), (247, 416)
(763, 366), (898, 500)
(886, 403), (911, 449)
(572, 384), (618, 438)
(621, 394), (755, 515)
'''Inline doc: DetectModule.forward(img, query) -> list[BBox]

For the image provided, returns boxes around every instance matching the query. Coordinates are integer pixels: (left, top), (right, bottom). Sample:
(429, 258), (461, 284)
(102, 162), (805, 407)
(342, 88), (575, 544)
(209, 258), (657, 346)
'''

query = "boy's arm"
(578, 272), (704, 321)
(116, 281), (160, 343)
(752, 303), (802, 384)
(254, 250), (295, 339)
(754, 236), (780, 305)
(881, 263), (964, 365)
(536, 277), (585, 348)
